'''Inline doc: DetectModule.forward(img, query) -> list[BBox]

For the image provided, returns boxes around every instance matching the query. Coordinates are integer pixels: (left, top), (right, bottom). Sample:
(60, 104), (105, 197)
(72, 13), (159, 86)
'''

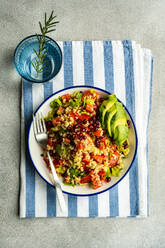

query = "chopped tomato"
(98, 170), (106, 181)
(74, 112), (79, 118)
(81, 90), (93, 100)
(93, 129), (102, 137)
(64, 138), (70, 143)
(83, 164), (90, 172)
(90, 170), (103, 189)
(80, 175), (91, 184)
(79, 114), (91, 121)
(92, 154), (105, 164)
(98, 170), (106, 176)
(109, 152), (119, 167)
(98, 137), (107, 149)
(86, 103), (94, 113)
(59, 106), (63, 110)
(101, 137), (107, 144)
(47, 139), (53, 146)
(77, 142), (85, 150)
(65, 178), (71, 183)
(98, 146), (104, 150)
(52, 117), (61, 126)
(82, 158), (90, 165)
(70, 111), (76, 124)
(70, 111), (79, 124)
(82, 90), (98, 100)
(61, 94), (70, 101)
(70, 111), (75, 119)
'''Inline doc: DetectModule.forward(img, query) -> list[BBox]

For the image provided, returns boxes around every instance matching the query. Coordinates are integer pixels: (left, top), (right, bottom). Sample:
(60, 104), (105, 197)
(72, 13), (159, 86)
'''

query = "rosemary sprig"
(31, 11), (59, 74)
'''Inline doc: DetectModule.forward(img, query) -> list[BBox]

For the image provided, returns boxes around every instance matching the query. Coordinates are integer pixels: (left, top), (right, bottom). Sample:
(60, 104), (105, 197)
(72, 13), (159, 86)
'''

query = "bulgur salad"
(43, 89), (130, 189)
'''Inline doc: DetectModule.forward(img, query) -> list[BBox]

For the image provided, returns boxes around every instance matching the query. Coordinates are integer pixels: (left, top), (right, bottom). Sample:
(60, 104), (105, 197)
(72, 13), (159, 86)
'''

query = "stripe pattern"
(20, 41), (153, 218)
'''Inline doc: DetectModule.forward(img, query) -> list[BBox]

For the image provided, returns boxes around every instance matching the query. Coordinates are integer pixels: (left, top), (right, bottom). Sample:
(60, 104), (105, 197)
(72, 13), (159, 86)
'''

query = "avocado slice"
(104, 104), (117, 137)
(115, 125), (129, 145)
(99, 94), (117, 127)
(111, 102), (127, 138)
(105, 167), (111, 178)
(99, 94), (129, 146)
(110, 167), (121, 177)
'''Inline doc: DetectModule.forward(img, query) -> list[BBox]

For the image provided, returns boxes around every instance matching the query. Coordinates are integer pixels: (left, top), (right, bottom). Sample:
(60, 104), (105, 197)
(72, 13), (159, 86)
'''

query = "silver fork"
(33, 112), (66, 213)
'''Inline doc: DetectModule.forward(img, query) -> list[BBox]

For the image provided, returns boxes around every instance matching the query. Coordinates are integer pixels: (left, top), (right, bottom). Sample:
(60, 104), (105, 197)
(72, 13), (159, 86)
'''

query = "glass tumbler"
(14, 35), (62, 83)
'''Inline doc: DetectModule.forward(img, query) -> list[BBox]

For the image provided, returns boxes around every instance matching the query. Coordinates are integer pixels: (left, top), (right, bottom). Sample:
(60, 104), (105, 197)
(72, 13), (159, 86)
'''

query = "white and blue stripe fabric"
(20, 40), (153, 218)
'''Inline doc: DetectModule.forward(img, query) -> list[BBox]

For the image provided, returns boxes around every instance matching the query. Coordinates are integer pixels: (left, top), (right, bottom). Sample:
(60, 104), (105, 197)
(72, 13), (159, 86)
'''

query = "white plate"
(28, 86), (138, 196)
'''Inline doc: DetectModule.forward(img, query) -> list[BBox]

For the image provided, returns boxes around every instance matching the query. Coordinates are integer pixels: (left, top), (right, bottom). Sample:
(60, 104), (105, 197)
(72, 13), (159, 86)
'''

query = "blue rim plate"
(28, 85), (138, 196)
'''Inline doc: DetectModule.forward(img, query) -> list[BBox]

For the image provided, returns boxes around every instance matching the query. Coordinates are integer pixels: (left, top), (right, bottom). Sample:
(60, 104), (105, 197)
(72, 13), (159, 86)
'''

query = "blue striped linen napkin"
(20, 40), (153, 218)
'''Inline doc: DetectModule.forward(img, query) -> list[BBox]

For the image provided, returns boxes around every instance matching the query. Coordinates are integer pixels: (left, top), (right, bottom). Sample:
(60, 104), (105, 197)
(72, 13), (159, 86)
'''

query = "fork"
(33, 112), (66, 213)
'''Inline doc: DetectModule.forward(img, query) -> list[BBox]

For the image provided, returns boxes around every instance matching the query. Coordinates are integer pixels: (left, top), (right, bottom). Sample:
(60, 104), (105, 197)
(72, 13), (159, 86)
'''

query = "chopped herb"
(69, 91), (82, 107)
(69, 168), (80, 177)
(51, 126), (59, 132)
(56, 144), (62, 155)
(50, 98), (62, 108)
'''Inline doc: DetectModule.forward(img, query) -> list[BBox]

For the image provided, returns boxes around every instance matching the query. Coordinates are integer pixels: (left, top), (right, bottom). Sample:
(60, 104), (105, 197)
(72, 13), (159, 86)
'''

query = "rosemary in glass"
(31, 11), (59, 74)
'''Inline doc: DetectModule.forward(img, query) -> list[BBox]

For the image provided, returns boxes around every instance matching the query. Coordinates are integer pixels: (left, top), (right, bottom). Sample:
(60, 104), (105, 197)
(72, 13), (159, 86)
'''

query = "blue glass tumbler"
(14, 35), (62, 83)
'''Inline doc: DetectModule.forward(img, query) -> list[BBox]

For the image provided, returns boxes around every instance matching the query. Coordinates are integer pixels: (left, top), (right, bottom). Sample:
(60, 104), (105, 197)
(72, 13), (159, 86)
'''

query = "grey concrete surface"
(0, 0), (165, 247)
